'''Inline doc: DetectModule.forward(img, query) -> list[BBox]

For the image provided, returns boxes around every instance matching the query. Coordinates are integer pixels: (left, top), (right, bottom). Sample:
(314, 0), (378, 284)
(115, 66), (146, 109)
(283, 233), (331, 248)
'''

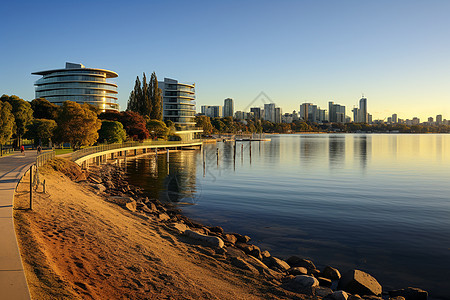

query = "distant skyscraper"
(328, 101), (336, 122)
(264, 103), (276, 122)
(328, 101), (346, 123)
(392, 114), (398, 123)
(436, 114), (443, 125)
(275, 107), (282, 123)
(223, 98), (234, 117)
(201, 105), (222, 118)
(359, 97), (368, 123)
(300, 103), (310, 121)
(250, 107), (262, 119)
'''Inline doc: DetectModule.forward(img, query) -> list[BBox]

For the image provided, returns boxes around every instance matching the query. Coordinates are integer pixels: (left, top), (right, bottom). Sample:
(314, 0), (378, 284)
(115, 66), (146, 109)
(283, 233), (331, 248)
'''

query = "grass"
(53, 149), (74, 156)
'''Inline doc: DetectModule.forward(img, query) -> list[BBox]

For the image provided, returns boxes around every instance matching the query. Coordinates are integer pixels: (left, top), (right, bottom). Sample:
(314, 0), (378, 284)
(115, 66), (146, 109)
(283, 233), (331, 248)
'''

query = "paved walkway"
(0, 151), (37, 300)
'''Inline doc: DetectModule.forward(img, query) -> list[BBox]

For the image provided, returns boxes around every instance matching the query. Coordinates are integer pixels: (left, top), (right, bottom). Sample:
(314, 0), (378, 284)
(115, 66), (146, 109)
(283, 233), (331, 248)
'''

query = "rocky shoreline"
(80, 161), (428, 300)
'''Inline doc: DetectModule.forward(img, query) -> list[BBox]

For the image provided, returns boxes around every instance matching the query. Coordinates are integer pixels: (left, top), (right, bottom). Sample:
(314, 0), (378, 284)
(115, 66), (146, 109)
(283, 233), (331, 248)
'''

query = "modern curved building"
(32, 62), (119, 111)
(159, 77), (196, 129)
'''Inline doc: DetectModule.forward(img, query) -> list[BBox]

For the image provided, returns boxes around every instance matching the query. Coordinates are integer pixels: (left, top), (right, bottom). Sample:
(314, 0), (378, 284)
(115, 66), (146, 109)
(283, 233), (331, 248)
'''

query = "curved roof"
(32, 68), (118, 78)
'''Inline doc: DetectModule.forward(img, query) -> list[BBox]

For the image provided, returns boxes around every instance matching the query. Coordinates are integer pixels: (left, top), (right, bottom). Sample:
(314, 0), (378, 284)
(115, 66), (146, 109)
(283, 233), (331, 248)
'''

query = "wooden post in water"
(216, 148), (219, 166)
(203, 146), (206, 177)
(155, 147), (158, 158)
(241, 144), (243, 163)
(167, 149), (170, 163)
(249, 141), (252, 164)
(233, 140), (236, 170)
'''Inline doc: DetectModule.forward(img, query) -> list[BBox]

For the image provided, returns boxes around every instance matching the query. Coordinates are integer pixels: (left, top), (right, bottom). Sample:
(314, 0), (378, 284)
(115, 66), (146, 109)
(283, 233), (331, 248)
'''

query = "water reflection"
(328, 135), (346, 169)
(353, 135), (370, 170)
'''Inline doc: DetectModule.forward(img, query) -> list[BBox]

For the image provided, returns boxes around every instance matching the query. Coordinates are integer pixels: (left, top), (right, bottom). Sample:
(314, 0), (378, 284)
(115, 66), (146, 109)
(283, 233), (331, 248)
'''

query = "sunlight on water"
(126, 134), (450, 299)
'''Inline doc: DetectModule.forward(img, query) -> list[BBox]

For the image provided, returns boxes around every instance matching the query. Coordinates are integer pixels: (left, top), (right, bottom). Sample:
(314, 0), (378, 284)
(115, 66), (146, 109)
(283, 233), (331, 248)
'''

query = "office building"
(159, 77), (196, 130)
(264, 103), (276, 122)
(201, 105), (223, 118)
(436, 114), (443, 125)
(250, 107), (262, 119)
(32, 62), (119, 111)
(392, 114), (398, 123)
(329, 101), (346, 123)
(223, 98), (234, 117)
(275, 107), (282, 123)
(359, 97), (368, 123)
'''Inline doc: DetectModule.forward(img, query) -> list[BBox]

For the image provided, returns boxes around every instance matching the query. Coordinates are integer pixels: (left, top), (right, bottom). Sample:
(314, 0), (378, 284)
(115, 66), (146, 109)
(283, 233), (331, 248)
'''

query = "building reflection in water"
(353, 135), (371, 170)
(125, 150), (199, 204)
(328, 135), (346, 169)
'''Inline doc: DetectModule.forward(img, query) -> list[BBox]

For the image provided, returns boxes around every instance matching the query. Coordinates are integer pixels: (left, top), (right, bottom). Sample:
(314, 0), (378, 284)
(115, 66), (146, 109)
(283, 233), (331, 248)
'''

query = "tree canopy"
(30, 98), (59, 120)
(147, 119), (169, 139)
(24, 119), (57, 146)
(0, 101), (15, 145)
(127, 72), (163, 120)
(98, 120), (127, 144)
(0, 94), (33, 146)
(54, 101), (102, 149)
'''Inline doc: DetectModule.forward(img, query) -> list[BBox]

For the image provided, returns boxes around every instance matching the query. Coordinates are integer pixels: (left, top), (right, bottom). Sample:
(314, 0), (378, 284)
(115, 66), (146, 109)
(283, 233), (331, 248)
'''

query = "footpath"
(0, 151), (37, 300)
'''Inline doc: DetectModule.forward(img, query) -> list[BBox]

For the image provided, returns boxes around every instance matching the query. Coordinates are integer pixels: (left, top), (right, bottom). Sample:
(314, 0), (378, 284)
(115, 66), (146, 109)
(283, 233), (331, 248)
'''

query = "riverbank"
(13, 158), (429, 299)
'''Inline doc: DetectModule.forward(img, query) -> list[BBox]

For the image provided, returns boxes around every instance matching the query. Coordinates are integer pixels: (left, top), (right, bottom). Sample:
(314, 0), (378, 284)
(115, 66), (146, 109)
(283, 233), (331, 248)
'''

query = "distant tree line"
(196, 115), (450, 135)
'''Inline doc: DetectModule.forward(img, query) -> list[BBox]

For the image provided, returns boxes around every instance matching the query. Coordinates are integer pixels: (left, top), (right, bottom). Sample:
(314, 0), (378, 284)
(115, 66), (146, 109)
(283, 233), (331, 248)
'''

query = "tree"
(54, 101), (102, 150)
(0, 95), (33, 148)
(24, 119), (57, 146)
(147, 119), (169, 139)
(126, 72), (163, 120)
(98, 120), (127, 144)
(119, 111), (150, 141)
(195, 115), (213, 135)
(0, 101), (15, 153)
(30, 98), (59, 120)
(150, 72), (163, 120)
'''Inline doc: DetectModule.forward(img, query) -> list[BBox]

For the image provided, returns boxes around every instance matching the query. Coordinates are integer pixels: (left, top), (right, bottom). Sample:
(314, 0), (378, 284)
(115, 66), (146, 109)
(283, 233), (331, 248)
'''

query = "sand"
(13, 167), (308, 299)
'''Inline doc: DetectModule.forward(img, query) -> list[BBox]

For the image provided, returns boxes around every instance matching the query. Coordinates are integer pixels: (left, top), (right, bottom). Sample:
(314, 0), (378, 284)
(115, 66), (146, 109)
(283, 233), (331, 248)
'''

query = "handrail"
(36, 150), (56, 167)
(71, 140), (203, 162)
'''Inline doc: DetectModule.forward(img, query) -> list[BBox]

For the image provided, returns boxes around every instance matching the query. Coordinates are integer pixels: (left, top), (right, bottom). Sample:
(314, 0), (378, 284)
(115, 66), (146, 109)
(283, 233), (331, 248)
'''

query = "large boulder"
(286, 256), (316, 270)
(184, 230), (224, 248)
(109, 196), (135, 206)
(338, 269), (382, 296)
(325, 290), (349, 300)
(265, 256), (291, 272)
(388, 287), (428, 300)
(230, 257), (258, 274)
(222, 234), (237, 244)
(125, 200), (137, 212)
(294, 275), (320, 288)
(289, 267), (308, 276)
(322, 265), (341, 280)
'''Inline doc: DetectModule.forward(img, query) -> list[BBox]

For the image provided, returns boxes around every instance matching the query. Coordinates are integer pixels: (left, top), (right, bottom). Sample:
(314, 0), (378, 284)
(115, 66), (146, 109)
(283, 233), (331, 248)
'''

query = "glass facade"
(32, 63), (119, 112)
(159, 78), (197, 129)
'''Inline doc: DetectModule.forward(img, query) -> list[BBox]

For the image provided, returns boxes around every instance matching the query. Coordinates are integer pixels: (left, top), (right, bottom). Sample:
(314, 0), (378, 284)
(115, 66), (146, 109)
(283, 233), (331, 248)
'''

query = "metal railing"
(71, 139), (203, 162)
(36, 150), (56, 167)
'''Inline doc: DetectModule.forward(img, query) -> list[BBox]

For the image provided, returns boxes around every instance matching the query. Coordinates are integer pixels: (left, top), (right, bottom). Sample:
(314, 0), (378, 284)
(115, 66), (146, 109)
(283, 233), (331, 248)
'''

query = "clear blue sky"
(1, 0), (449, 121)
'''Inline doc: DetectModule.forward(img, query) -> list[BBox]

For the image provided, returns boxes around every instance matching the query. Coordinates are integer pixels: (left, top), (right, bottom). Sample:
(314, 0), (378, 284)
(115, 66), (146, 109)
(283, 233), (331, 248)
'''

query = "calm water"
(126, 134), (450, 299)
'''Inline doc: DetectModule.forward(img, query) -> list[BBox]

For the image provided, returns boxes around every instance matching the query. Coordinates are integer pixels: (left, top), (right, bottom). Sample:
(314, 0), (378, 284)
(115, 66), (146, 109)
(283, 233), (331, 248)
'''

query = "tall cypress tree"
(150, 72), (163, 120)
(127, 76), (142, 113)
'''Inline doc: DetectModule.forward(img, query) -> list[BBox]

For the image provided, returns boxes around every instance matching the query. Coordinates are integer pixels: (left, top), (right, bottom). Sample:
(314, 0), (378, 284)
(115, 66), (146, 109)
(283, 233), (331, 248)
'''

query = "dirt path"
(13, 167), (307, 300)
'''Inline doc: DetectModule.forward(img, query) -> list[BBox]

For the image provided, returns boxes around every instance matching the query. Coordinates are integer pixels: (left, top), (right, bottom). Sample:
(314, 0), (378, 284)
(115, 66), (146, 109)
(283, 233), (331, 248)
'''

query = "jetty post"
(203, 146), (206, 177)
(216, 148), (219, 166)
(29, 165), (33, 210)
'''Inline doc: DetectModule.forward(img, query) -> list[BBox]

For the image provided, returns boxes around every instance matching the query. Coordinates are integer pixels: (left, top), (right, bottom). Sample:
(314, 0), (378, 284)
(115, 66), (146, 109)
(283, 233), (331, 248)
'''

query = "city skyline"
(1, 1), (449, 121)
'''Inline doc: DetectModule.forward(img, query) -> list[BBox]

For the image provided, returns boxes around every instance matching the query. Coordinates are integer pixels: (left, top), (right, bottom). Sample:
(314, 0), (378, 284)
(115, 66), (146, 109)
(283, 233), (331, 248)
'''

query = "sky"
(1, 0), (449, 121)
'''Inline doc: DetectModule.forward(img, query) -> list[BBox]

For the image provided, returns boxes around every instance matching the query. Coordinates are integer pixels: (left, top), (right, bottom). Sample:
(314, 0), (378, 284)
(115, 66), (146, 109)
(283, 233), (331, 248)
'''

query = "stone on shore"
(293, 275), (320, 288)
(222, 234), (237, 244)
(286, 256), (316, 270)
(388, 287), (428, 300)
(184, 230), (224, 248)
(125, 200), (137, 212)
(109, 196), (135, 206)
(325, 290), (349, 300)
(316, 286), (333, 297)
(264, 256), (290, 272)
(322, 265), (341, 280)
(318, 276), (332, 287)
(338, 269), (382, 296)
(233, 233), (251, 243)
(288, 267), (308, 276)
(169, 222), (189, 233)
(230, 257), (259, 275)
(157, 213), (170, 221)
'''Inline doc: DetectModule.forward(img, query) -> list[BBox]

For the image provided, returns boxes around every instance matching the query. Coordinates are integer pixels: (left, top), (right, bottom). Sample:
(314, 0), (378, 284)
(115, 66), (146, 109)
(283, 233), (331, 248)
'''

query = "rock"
(184, 230), (224, 248)
(222, 234), (237, 244)
(265, 256), (290, 272)
(316, 286), (333, 297)
(209, 226), (224, 234)
(245, 255), (281, 279)
(261, 250), (271, 259)
(323, 266), (341, 280)
(225, 246), (246, 258)
(125, 200), (137, 212)
(249, 248), (263, 260)
(140, 204), (155, 213)
(230, 257), (259, 274)
(157, 213), (170, 221)
(390, 297), (406, 300)
(289, 267), (308, 275)
(94, 184), (106, 193)
(389, 287), (428, 300)
(294, 275), (320, 288)
(325, 290), (349, 300)
(233, 233), (251, 243)
(104, 180), (115, 189)
(169, 222), (189, 233)
(318, 276), (332, 287)
(286, 256), (316, 270)
(109, 196), (135, 206)
(338, 269), (382, 296)
(311, 268), (321, 277)
(347, 295), (362, 300)
(235, 243), (258, 254)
